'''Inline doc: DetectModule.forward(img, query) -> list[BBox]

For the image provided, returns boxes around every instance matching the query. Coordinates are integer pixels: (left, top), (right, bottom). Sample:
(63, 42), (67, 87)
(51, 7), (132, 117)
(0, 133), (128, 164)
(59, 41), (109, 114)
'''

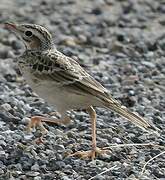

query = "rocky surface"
(0, 0), (165, 179)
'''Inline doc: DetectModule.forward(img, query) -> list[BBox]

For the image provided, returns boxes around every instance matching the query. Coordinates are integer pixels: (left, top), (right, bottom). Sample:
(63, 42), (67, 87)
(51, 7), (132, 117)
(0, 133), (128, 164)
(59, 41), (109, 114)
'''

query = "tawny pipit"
(5, 22), (158, 159)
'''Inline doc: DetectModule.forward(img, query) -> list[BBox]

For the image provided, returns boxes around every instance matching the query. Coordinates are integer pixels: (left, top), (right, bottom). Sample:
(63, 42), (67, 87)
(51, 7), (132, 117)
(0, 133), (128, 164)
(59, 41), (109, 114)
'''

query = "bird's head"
(5, 22), (53, 51)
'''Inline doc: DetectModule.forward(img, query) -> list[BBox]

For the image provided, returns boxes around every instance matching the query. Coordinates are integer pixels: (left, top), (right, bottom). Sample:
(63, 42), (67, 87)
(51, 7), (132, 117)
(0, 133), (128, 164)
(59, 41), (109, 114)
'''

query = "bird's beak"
(4, 22), (23, 42)
(4, 22), (18, 31)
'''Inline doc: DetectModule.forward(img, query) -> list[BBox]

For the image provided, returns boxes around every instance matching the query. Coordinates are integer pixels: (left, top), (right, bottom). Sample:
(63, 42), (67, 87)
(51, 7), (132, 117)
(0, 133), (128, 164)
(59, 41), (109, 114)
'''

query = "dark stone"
(91, 8), (102, 15)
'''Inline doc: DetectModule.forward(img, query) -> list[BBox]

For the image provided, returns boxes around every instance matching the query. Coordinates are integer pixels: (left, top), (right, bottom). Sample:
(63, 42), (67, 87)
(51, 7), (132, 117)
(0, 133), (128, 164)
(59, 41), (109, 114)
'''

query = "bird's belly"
(32, 82), (95, 111)
(21, 70), (98, 111)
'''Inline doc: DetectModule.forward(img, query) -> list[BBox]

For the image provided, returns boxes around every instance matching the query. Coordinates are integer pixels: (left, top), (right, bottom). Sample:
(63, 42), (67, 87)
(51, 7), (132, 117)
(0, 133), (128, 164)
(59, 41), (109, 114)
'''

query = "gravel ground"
(0, 0), (165, 179)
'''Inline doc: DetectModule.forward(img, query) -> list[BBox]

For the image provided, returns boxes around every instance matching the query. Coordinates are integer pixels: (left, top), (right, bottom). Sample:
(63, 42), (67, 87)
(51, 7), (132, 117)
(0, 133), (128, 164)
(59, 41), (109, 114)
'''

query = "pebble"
(62, 176), (72, 180)
(34, 177), (42, 180)
(26, 172), (40, 177)
(53, 144), (65, 152)
(1, 103), (12, 111)
(141, 61), (156, 68)
(112, 137), (122, 144)
(31, 163), (40, 171)
(0, 169), (4, 175)
(0, 150), (6, 157)
(0, 47), (9, 59)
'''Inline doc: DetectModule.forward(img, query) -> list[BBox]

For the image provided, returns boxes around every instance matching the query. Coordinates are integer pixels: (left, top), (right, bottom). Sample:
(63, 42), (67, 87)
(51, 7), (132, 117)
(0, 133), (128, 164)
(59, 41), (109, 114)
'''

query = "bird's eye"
(24, 30), (33, 37)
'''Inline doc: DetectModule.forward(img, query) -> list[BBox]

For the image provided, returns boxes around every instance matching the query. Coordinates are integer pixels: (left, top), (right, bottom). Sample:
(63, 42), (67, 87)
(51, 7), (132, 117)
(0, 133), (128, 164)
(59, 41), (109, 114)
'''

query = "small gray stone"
(31, 163), (40, 171)
(0, 135), (5, 140)
(1, 103), (12, 111)
(12, 134), (22, 141)
(62, 176), (72, 180)
(0, 169), (4, 175)
(141, 61), (156, 68)
(26, 172), (40, 177)
(112, 137), (122, 143)
(21, 117), (31, 125)
(53, 144), (65, 152)
(0, 150), (6, 156)
(34, 177), (42, 180)
(24, 134), (34, 140)
(0, 141), (7, 148)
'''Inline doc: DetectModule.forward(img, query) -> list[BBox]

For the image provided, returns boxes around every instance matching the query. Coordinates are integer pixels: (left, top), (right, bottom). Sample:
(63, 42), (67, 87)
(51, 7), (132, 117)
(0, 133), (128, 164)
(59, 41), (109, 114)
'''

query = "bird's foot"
(26, 116), (71, 133)
(26, 116), (71, 143)
(68, 147), (109, 160)
(26, 116), (48, 134)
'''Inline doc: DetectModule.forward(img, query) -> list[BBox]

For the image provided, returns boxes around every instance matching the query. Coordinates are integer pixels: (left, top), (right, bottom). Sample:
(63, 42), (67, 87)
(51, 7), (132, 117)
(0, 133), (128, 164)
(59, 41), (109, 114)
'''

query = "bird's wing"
(31, 50), (110, 99)
(30, 50), (159, 134)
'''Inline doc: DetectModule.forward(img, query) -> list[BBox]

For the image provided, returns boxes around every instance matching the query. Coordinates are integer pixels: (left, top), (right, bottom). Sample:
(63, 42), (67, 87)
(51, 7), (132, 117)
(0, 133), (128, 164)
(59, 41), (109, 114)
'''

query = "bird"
(5, 22), (158, 159)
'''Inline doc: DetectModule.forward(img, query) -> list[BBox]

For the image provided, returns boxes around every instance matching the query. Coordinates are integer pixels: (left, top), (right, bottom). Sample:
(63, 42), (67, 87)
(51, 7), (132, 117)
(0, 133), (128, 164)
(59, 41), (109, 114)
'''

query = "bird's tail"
(103, 98), (160, 135)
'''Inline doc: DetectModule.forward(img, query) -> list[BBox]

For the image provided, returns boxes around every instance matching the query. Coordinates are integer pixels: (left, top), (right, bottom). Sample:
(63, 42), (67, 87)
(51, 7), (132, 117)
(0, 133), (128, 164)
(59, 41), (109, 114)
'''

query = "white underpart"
(20, 66), (101, 116)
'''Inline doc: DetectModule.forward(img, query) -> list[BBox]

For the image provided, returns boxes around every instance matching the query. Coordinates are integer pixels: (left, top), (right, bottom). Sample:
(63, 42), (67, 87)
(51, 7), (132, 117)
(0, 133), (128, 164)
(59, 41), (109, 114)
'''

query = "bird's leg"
(69, 106), (108, 160)
(88, 106), (97, 159)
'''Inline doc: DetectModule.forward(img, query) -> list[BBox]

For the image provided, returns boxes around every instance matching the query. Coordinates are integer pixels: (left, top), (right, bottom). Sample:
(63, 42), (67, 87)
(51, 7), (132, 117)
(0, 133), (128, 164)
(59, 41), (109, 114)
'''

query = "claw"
(68, 147), (109, 160)
(26, 115), (71, 144)
(26, 116), (48, 134)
